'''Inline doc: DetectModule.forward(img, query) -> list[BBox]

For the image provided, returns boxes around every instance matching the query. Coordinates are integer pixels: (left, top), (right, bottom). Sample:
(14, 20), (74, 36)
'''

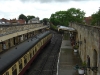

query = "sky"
(0, 0), (100, 20)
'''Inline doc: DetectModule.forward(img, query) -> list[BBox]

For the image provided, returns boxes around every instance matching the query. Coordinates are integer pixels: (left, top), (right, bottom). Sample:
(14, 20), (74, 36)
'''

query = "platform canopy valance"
(58, 26), (76, 32)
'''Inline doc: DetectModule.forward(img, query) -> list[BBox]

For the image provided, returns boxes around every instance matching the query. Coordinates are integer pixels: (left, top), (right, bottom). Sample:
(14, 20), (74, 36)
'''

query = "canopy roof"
(58, 26), (76, 32)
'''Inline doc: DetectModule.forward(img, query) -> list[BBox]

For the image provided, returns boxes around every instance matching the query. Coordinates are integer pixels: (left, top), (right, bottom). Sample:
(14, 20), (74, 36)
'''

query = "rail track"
(25, 31), (62, 75)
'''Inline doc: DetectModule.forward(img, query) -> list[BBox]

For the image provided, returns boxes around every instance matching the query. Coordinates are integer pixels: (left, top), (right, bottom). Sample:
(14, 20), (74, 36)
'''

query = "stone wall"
(69, 23), (100, 75)
(0, 24), (43, 36)
(0, 24), (49, 52)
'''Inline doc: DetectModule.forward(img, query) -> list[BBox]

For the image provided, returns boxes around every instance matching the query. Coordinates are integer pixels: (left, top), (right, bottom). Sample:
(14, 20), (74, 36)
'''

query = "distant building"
(83, 16), (92, 25)
(17, 19), (26, 24)
(10, 18), (18, 25)
(0, 18), (10, 25)
(1, 18), (6, 23)
(0, 18), (26, 25)
(6, 20), (11, 25)
(28, 17), (40, 24)
(0, 19), (3, 24)
(10, 18), (26, 25)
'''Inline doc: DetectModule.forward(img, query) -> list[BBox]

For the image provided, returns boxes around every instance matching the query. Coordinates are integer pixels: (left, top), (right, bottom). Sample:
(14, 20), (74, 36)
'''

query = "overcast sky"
(0, 0), (100, 20)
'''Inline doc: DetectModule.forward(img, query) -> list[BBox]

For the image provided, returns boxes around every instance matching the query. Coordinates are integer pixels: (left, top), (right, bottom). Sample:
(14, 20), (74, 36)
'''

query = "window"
(18, 59), (22, 71)
(24, 55), (27, 65)
(38, 43), (40, 48)
(3, 71), (9, 75)
(36, 44), (39, 50)
(12, 64), (17, 75)
(35, 47), (37, 52)
(41, 40), (43, 46)
(12, 64), (16, 72)
(30, 51), (32, 59)
(33, 50), (34, 55)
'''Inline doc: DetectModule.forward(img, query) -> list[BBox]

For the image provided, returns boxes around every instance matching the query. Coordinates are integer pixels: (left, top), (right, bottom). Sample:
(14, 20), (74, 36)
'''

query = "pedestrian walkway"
(57, 33), (83, 75)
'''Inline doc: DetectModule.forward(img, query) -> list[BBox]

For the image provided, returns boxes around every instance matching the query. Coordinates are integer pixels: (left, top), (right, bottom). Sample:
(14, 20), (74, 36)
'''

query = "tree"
(91, 9), (100, 26)
(40, 20), (43, 23)
(50, 11), (67, 26)
(91, 13), (98, 25)
(27, 15), (35, 21)
(50, 8), (85, 26)
(18, 14), (28, 23)
(42, 18), (49, 25)
(67, 8), (85, 23)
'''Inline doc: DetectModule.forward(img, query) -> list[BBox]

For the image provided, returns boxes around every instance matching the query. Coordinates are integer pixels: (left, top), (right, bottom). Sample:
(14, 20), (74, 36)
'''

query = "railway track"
(25, 31), (62, 75)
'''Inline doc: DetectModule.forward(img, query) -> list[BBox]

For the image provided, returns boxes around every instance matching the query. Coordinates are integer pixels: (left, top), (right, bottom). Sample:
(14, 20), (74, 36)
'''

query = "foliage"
(18, 14), (28, 23)
(50, 8), (85, 26)
(18, 14), (35, 23)
(42, 18), (49, 25)
(27, 15), (35, 21)
(82, 61), (87, 67)
(50, 24), (58, 31)
(50, 24), (64, 34)
(81, 61), (87, 70)
(73, 45), (79, 49)
(40, 20), (43, 23)
(91, 9), (100, 26)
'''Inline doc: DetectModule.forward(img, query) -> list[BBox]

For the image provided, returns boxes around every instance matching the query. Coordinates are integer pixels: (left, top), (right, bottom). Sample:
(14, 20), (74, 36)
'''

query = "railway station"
(1, 0), (100, 75)
(0, 22), (99, 75)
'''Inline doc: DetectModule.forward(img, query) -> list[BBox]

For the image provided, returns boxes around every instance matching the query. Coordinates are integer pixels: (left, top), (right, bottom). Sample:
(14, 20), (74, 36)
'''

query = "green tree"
(91, 13), (98, 25)
(50, 8), (85, 26)
(50, 11), (67, 26)
(91, 9), (100, 26)
(67, 8), (85, 23)
(18, 14), (28, 23)
(42, 18), (49, 25)
(40, 20), (43, 23)
(27, 15), (35, 21)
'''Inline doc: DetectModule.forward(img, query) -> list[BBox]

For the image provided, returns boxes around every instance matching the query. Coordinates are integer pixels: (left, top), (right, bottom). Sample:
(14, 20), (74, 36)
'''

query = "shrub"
(73, 45), (79, 49)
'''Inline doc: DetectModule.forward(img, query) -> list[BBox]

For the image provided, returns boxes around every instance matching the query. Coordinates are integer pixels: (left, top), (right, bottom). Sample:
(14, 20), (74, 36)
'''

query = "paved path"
(57, 33), (83, 75)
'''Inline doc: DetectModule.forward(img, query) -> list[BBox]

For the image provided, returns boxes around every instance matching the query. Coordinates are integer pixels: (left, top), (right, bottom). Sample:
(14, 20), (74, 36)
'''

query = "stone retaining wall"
(69, 23), (100, 75)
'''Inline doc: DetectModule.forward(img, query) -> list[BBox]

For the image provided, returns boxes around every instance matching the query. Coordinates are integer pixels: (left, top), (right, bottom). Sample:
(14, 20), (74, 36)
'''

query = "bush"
(73, 45), (79, 49)
(50, 24), (58, 31)
(82, 61), (86, 67)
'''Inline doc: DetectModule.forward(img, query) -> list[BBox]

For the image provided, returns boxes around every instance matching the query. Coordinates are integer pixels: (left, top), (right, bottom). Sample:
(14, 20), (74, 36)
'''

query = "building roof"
(0, 31), (51, 75)
(30, 17), (39, 21)
(10, 18), (17, 23)
(58, 26), (76, 31)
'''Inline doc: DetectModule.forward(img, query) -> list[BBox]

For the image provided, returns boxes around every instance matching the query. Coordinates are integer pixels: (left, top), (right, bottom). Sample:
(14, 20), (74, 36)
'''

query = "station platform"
(57, 33), (83, 75)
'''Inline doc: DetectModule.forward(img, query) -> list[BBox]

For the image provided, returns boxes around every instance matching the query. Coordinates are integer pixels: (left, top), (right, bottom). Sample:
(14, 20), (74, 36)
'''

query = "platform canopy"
(58, 26), (76, 32)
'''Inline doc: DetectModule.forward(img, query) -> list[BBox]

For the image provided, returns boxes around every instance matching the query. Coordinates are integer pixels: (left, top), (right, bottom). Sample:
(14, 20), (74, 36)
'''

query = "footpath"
(57, 32), (83, 75)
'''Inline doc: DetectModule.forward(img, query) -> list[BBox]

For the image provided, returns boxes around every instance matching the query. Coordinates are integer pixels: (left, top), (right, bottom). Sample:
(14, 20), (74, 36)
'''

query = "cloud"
(20, 0), (91, 3)
(0, 0), (99, 20)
